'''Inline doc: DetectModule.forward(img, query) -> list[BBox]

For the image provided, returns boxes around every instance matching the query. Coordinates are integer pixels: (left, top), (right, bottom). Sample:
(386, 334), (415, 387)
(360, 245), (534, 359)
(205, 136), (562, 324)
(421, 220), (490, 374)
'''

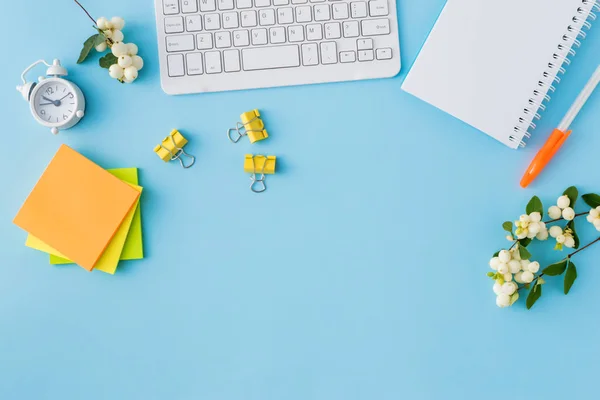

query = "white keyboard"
(154, 0), (401, 94)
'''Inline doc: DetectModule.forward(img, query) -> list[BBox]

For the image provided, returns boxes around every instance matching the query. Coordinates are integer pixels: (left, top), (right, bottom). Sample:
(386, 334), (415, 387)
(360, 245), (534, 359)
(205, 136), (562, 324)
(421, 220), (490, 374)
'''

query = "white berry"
(97, 17), (109, 30)
(520, 214), (530, 223)
(95, 42), (107, 52)
(548, 206), (562, 219)
(112, 29), (124, 43)
(521, 271), (534, 284)
(498, 250), (511, 263)
(564, 236), (576, 248)
(132, 55), (144, 70)
(594, 219), (600, 231)
(118, 55), (133, 68)
(103, 29), (113, 39)
(520, 260), (530, 270)
(502, 282), (517, 295)
(528, 222), (541, 234)
(557, 195), (570, 209)
(504, 273), (513, 282)
(112, 42), (129, 57)
(590, 208), (599, 218)
(527, 261), (540, 273)
(497, 263), (509, 274)
(128, 43), (139, 56)
(562, 207), (575, 221)
(514, 272), (524, 283)
(508, 260), (521, 274)
(111, 16), (125, 30)
(556, 234), (566, 244)
(109, 64), (124, 79)
(124, 66), (138, 81)
(536, 229), (549, 241)
(529, 212), (542, 222)
(489, 257), (500, 270)
(493, 282), (502, 295)
(496, 294), (511, 308)
(549, 226), (563, 238)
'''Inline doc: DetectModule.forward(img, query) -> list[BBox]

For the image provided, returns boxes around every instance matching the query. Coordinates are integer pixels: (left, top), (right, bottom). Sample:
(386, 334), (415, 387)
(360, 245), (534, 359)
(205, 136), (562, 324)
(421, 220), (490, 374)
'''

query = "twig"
(74, 0), (97, 25)
(544, 212), (588, 224)
(568, 236), (600, 259)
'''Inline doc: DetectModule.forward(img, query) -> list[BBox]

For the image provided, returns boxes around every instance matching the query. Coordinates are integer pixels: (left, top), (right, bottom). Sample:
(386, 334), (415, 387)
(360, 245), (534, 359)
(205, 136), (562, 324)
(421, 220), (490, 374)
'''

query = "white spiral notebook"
(401, 0), (599, 149)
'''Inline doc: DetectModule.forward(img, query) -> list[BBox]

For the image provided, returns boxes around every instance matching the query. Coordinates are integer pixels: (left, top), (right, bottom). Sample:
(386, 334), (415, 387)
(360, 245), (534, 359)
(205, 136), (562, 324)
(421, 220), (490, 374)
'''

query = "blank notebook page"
(401, 0), (593, 149)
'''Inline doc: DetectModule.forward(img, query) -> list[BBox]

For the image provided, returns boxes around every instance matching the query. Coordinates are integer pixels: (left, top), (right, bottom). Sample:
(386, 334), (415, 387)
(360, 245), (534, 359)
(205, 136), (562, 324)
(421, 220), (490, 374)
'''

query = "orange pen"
(521, 65), (600, 188)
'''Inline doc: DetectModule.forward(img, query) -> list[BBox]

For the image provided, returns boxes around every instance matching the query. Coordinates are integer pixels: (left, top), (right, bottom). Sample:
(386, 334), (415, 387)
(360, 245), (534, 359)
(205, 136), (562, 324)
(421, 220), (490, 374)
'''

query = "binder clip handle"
(250, 174), (267, 193)
(227, 122), (246, 143)
(175, 148), (196, 169)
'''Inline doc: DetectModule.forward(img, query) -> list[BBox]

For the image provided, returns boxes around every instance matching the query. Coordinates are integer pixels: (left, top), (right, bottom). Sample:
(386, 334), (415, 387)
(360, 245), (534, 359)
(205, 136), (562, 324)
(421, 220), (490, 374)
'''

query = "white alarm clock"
(16, 59), (85, 135)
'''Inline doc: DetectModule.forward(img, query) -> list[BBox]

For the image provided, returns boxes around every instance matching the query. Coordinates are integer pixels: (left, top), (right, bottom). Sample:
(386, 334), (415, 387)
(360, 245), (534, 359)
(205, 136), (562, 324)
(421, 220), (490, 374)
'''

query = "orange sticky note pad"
(13, 145), (141, 271)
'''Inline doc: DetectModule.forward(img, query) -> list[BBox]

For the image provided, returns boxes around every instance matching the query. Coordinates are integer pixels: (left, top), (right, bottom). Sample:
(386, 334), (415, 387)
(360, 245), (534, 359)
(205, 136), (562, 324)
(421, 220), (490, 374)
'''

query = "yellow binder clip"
(244, 154), (276, 193)
(228, 109), (269, 144)
(154, 129), (196, 169)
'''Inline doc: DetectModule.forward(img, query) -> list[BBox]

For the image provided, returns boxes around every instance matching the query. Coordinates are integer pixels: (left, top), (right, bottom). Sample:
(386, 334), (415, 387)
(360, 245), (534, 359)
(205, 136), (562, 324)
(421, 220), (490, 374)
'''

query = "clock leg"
(51, 127), (59, 135)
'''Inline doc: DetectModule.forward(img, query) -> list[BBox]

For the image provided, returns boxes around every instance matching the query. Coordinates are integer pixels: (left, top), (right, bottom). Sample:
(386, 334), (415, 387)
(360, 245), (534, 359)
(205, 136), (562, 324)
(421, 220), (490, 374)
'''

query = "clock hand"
(39, 103), (54, 106)
(42, 96), (60, 107)
(58, 93), (72, 101)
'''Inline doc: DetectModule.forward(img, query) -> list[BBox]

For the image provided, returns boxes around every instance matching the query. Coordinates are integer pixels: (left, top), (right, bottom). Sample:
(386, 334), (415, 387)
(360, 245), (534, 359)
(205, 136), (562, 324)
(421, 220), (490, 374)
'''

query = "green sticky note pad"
(49, 168), (144, 265)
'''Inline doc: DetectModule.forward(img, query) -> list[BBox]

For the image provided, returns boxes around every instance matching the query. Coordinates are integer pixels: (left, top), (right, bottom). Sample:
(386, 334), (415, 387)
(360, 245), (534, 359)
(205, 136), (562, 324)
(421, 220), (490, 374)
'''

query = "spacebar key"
(242, 45), (300, 71)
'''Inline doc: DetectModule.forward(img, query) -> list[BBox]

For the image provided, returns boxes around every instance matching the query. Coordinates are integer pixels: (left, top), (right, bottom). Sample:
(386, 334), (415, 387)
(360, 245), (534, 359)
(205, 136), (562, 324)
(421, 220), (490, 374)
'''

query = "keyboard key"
(186, 15), (203, 31)
(186, 53), (204, 74)
(163, 0), (179, 15)
(165, 16), (184, 33)
(361, 18), (390, 36)
(332, 3), (349, 19)
(325, 22), (341, 39)
(376, 47), (392, 60)
(216, 32), (232, 48)
(233, 30), (250, 46)
(251, 28), (268, 44)
(320, 41), (337, 64)
(255, 0), (271, 6)
(278, 8), (294, 24)
(205, 51), (222, 73)
(292, 0), (308, 4)
(310, 0), (326, 2)
(237, 0), (253, 7)
(369, 0), (388, 16)
(224, 49), (241, 71)
(340, 51), (356, 63)
(301, 43), (319, 65)
(314, 4), (331, 21)
(274, 0), (289, 4)
(357, 38), (373, 50)
(218, 0), (234, 9)
(269, 26), (286, 43)
(296, 6), (312, 22)
(242, 45), (300, 70)
(223, 12), (239, 28)
(306, 24), (322, 40)
(241, 11), (258, 27)
(205, 14), (221, 30)
(199, 0), (217, 11)
(167, 54), (185, 76)
(343, 20), (359, 37)
(166, 35), (195, 52)
(259, 9), (276, 25)
(350, 2), (367, 18)
(182, 0), (198, 13)
(288, 25), (305, 42)
(197, 33), (213, 49)
(358, 49), (374, 61)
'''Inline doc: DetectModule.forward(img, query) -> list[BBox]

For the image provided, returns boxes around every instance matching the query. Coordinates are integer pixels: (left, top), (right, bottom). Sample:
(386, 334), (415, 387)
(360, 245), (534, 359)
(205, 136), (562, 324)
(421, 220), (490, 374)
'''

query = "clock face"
(32, 80), (78, 125)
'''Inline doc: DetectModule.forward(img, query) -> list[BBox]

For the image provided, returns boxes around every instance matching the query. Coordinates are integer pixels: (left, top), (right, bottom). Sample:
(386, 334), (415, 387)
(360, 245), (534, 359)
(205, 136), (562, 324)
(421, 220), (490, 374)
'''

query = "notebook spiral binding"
(510, 0), (600, 148)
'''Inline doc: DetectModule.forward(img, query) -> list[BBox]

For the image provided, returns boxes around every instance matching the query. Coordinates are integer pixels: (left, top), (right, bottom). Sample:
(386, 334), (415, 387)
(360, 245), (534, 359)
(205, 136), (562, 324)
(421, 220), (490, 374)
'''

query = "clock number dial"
(33, 81), (77, 125)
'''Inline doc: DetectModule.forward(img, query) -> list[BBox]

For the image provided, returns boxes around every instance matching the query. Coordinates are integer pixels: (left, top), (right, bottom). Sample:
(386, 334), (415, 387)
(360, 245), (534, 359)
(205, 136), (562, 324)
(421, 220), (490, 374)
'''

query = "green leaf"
(566, 220), (580, 249)
(526, 196), (544, 217)
(510, 292), (520, 306)
(502, 221), (513, 233)
(526, 283), (543, 310)
(94, 33), (106, 46)
(493, 251), (500, 258)
(99, 53), (118, 69)
(519, 245), (532, 260)
(564, 260), (578, 294)
(542, 259), (568, 276)
(563, 186), (579, 208)
(486, 272), (495, 278)
(519, 238), (532, 248)
(78, 34), (100, 64)
(582, 193), (600, 209)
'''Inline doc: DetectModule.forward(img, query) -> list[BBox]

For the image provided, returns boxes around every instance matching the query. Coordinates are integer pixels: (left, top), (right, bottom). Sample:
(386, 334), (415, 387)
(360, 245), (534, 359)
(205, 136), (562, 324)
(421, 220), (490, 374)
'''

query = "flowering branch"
(488, 186), (600, 309)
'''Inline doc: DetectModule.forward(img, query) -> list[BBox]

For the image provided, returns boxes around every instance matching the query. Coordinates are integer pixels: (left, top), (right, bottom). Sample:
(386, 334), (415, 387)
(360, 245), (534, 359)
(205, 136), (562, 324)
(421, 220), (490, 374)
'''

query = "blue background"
(1, 0), (600, 399)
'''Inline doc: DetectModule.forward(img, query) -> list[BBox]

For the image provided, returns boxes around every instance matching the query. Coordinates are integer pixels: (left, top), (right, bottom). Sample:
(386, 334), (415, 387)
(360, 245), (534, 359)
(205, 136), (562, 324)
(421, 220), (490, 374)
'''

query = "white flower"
(502, 282), (518, 295)
(493, 282), (502, 295)
(528, 261), (540, 273)
(557, 195), (571, 209)
(521, 271), (534, 284)
(498, 250), (511, 263)
(562, 207), (575, 221)
(489, 257), (500, 270)
(548, 206), (562, 219)
(496, 294), (511, 308)
(549, 226), (563, 238)
(564, 236), (576, 249)
(508, 260), (521, 274)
